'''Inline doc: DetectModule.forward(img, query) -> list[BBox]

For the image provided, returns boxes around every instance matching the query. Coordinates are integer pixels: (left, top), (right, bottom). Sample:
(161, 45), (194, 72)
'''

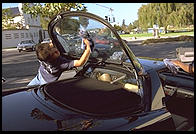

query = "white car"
(41, 38), (51, 44)
(17, 40), (36, 52)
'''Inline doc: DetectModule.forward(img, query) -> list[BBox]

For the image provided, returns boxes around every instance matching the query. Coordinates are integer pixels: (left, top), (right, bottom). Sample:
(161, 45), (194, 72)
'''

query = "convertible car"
(2, 11), (194, 131)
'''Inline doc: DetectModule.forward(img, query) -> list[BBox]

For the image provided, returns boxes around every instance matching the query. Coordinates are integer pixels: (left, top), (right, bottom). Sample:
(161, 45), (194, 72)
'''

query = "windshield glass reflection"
(53, 16), (125, 61)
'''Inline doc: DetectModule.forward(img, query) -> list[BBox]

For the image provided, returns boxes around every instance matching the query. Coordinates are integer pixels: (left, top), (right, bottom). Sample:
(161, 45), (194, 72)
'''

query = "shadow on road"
(2, 76), (35, 91)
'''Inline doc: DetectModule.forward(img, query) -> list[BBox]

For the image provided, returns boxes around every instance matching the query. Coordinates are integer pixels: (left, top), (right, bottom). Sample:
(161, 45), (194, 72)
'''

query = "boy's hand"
(79, 30), (90, 39)
(83, 38), (94, 52)
(83, 39), (91, 50)
(171, 60), (180, 66)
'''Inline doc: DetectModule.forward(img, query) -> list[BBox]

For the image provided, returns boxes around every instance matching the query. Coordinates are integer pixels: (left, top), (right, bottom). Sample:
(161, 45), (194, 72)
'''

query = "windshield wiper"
(110, 74), (126, 84)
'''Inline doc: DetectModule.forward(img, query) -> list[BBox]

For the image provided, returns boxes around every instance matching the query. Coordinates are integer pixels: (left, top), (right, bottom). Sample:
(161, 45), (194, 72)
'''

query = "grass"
(120, 31), (194, 45)
(141, 35), (194, 45)
(120, 31), (194, 38)
(120, 33), (153, 38)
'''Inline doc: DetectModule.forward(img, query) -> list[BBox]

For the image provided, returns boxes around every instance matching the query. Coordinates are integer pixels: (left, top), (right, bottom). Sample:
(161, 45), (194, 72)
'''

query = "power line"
(95, 3), (114, 13)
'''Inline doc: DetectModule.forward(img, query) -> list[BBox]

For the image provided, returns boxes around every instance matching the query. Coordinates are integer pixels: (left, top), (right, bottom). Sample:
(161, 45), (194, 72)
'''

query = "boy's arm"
(171, 60), (194, 73)
(74, 39), (90, 67)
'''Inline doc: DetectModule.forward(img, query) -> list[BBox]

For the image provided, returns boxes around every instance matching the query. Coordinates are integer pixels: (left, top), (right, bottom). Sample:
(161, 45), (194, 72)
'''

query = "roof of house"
(5, 7), (20, 17)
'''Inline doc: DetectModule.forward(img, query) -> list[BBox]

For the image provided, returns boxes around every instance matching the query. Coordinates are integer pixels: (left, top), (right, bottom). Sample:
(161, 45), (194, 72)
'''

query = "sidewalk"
(2, 75), (35, 91)
(2, 48), (17, 52)
(121, 35), (184, 42)
(122, 36), (152, 42)
(125, 34), (195, 42)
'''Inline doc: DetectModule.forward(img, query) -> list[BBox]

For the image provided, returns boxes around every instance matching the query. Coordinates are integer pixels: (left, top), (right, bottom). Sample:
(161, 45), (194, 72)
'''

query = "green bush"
(142, 35), (194, 45)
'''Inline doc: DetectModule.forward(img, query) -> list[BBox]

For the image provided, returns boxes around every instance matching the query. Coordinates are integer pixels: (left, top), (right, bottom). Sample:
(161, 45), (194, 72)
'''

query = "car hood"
(2, 86), (168, 131)
(138, 57), (166, 72)
(2, 89), (59, 131)
(2, 88), (100, 131)
(2, 87), (148, 131)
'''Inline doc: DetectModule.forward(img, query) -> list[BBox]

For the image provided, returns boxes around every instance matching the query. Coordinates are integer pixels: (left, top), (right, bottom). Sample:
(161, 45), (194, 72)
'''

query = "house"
(2, 3), (49, 48)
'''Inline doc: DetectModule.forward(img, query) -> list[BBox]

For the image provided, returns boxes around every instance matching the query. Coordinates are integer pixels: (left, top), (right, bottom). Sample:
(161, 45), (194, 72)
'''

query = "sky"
(2, 3), (147, 25)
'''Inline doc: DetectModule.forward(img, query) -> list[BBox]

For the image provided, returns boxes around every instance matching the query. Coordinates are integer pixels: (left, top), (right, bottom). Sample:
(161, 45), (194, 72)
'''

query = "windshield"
(53, 16), (126, 62)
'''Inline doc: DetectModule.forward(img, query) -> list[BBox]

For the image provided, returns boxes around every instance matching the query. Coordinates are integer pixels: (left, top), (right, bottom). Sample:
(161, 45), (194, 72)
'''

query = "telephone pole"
(94, 3), (115, 24)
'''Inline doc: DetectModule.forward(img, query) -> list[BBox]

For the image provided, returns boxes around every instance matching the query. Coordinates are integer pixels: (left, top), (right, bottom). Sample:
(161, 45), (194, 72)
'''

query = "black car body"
(2, 11), (194, 131)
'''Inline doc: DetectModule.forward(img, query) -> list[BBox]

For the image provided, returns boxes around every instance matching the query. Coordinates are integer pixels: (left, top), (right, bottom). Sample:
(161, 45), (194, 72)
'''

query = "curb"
(2, 48), (17, 52)
(121, 35), (194, 42)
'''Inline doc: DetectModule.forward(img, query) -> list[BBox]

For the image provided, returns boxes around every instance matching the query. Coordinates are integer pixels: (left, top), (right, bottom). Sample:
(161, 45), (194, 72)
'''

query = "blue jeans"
(27, 70), (47, 87)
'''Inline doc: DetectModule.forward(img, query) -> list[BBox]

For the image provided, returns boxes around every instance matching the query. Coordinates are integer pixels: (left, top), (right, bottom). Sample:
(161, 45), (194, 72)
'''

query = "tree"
(132, 20), (138, 29)
(79, 16), (89, 29)
(114, 24), (122, 32)
(127, 23), (134, 33)
(22, 3), (87, 30)
(138, 4), (149, 30)
(121, 19), (127, 32)
(2, 8), (14, 29)
(137, 3), (194, 33)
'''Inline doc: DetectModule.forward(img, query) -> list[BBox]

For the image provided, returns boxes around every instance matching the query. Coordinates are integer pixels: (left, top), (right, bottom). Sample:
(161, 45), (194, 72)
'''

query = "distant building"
(147, 27), (165, 34)
(133, 28), (142, 34)
(2, 3), (49, 48)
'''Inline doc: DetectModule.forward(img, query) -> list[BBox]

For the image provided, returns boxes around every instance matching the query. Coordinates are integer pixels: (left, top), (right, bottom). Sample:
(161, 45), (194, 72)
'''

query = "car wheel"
(18, 50), (21, 52)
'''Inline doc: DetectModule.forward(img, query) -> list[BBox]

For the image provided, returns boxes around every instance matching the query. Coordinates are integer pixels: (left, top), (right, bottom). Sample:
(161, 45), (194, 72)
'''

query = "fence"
(2, 29), (49, 48)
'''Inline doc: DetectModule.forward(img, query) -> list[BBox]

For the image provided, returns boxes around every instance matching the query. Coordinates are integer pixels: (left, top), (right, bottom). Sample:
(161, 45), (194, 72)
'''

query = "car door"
(46, 11), (177, 130)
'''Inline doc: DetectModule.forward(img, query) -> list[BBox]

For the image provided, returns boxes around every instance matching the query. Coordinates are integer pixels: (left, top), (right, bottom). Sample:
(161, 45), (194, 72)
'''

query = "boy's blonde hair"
(36, 42), (56, 62)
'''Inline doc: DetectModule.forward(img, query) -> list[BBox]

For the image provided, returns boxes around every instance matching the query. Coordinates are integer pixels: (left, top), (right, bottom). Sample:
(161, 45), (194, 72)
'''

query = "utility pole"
(95, 3), (115, 24)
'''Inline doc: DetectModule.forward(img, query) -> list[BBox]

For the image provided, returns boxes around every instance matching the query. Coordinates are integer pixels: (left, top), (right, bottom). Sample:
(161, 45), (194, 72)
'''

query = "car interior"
(159, 58), (194, 99)
(43, 63), (142, 116)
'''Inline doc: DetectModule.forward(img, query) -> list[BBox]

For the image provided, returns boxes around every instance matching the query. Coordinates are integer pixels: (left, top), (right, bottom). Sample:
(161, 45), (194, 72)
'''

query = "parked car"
(93, 35), (128, 46)
(17, 40), (36, 52)
(2, 11), (194, 131)
(41, 38), (51, 44)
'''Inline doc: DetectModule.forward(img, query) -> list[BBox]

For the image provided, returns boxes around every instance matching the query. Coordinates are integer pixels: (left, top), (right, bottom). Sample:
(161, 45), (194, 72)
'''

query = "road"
(2, 50), (39, 90)
(127, 40), (194, 59)
(2, 40), (194, 91)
